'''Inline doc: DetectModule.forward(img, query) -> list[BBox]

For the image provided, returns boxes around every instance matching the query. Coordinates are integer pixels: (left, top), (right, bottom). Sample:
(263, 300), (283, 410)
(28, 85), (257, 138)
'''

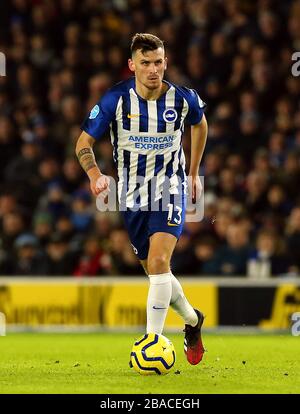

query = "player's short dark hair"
(131, 33), (164, 55)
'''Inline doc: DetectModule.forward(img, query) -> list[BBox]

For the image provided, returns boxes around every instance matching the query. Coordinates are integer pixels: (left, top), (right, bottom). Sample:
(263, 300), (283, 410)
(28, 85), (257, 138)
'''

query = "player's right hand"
(90, 175), (110, 197)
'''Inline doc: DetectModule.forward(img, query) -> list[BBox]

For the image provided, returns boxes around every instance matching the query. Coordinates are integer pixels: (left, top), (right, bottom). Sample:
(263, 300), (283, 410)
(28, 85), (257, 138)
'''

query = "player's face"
(128, 48), (167, 90)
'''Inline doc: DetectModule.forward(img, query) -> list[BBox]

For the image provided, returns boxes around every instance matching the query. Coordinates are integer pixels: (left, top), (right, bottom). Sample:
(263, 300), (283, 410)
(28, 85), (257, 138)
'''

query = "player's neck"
(135, 79), (168, 101)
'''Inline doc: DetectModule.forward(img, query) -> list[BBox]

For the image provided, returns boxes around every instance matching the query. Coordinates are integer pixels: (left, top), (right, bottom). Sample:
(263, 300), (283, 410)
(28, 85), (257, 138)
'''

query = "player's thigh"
(148, 232), (178, 264)
(140, 233), (177, 274)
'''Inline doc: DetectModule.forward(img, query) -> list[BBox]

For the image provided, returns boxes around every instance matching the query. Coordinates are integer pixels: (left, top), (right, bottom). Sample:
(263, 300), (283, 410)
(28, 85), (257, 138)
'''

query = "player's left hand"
(189, 175), (203, 204)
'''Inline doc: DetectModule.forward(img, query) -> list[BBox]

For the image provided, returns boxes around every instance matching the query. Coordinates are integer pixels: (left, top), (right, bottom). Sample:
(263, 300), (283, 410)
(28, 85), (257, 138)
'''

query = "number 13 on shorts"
(167, 203), (182, 225)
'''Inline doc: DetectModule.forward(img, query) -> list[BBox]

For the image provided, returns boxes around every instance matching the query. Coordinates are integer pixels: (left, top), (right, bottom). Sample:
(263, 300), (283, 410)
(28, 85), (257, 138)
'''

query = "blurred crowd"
(0, 0), (300, 277)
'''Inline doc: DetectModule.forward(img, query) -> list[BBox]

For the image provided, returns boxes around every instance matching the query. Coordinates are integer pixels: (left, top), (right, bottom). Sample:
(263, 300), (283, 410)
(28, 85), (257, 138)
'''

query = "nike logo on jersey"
(152, 306), (167, 310)
(127, 113), (141, 118)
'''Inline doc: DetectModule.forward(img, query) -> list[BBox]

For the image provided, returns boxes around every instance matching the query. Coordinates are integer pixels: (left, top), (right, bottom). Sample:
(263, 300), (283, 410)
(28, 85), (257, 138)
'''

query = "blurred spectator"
(276, 151), (300, 203)
(264, 184), (292, 222)
(268, 131), (286, 167)
(193, 236), (217, 275)
(171, 230), (197, 275)
(217, 168), (244, 201)
(0, 193), (18, 219)
(70, 189), (94, 233)
(286, 207), (300, 271)
(73, 235), (111, 276)
(62, 157), (84, 193)
(38, 156), (62, 188)
(207, 222), (251, 276)
(32, 211), (53, 247)
(253, 148), (272, 175)
(5, 138), (41, 184)
(109, 229), (141, 275)
(1, 211), (26, 252)
(10, 233), (46, 276)
(44, 233), (77, 276)
(94, 211), (121, 239)
(4, 138), (42, 209)
(0, 116), (21, 181)
(245, 171), (269, 225)
(247, 230), (293, 278)
(55, 215), (76, 242)
(212, 211), (234, 244)
(38, 182), (70, 219)
(202, 151), (223, 192)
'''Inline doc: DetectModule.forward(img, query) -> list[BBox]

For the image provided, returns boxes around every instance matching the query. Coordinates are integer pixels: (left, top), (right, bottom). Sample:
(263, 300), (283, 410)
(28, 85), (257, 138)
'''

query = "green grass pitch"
(0, 332), (299, 394)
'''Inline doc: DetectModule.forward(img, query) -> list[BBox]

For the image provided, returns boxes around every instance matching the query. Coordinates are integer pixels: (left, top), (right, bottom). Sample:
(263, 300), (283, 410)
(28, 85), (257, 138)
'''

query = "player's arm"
(75, 130), (109, 196)
(189, 114), (208, 202)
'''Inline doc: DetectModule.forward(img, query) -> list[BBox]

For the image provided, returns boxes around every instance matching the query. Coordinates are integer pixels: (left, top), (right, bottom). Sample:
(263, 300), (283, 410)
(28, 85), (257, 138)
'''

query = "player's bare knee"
(148, 255), (170, 274)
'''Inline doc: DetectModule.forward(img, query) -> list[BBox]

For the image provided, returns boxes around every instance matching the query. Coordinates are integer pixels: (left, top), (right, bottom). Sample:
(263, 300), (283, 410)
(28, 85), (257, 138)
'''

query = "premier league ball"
(130, 333), (176, 375)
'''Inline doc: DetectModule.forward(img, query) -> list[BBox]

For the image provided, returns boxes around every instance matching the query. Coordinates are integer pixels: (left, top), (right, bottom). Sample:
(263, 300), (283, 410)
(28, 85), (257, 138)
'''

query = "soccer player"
(76, 33), (208, 365)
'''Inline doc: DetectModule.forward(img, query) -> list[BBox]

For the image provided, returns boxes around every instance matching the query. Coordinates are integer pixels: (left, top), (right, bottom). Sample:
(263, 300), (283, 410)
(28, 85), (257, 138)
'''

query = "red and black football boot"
(183, 309), (205, 365)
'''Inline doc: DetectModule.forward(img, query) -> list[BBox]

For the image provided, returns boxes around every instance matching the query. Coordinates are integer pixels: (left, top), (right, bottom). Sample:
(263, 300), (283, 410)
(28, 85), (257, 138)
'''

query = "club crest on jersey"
(163, 108), (178, 123)
(89, 104), (99, 119)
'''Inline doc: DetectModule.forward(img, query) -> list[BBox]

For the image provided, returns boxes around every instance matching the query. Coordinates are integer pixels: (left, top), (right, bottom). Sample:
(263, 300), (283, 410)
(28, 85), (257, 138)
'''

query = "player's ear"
(164, 57), (168, 70)
(128, 58), (135, 73)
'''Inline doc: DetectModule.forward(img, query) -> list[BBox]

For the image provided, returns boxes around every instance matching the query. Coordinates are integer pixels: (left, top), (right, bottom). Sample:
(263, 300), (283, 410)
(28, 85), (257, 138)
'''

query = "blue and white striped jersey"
(81, 77), (205, 208)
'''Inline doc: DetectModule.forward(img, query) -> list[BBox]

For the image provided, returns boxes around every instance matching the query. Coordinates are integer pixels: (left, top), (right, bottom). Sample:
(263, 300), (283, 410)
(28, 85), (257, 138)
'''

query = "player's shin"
(146, 273), (172, 334)
(170, 274), (198, 327)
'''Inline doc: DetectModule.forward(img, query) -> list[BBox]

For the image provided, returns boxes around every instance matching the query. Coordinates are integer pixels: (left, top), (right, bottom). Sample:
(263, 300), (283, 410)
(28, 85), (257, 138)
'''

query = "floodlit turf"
(0, 332), (299, 394)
